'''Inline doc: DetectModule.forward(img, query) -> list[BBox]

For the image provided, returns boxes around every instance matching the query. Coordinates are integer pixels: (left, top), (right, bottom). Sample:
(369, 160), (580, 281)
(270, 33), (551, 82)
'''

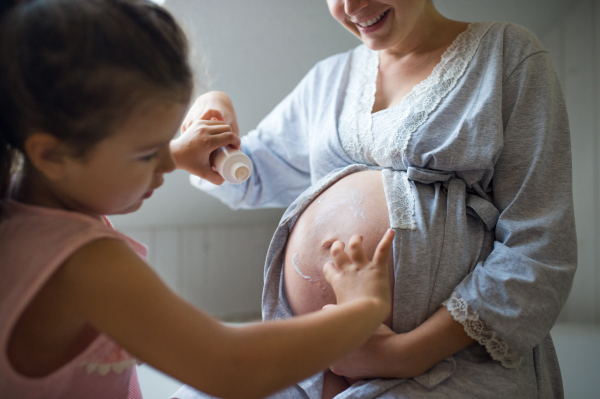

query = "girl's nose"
(345, 0), (369, 16)
(157, 145), (176, 175)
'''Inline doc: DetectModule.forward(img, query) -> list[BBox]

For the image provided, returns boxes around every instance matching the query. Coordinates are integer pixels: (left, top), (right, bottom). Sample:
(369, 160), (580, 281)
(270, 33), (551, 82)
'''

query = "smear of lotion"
(292, 253), (324, 283)
(315, 189), (367, 227)
(292, 253), (313, 281)
(348, 190), (367, 220)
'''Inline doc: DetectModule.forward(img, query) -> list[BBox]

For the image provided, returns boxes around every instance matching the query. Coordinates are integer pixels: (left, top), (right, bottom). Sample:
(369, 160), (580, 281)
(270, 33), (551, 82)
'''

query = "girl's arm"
(50, 231), (394, 399)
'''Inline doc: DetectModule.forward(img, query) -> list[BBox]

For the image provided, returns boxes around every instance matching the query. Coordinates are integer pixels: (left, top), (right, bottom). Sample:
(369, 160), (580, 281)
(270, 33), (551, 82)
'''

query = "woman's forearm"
(389, 307), (475, 378)
(331, 307), (474, 379)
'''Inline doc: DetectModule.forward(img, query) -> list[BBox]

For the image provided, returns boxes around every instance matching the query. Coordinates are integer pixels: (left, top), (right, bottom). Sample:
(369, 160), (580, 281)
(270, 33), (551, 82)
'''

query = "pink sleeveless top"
(0, 200), (144, 399)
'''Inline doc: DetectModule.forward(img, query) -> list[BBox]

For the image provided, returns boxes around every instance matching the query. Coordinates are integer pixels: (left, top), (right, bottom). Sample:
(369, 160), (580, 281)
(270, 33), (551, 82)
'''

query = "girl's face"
(56, 100), (187, 217)
(326, 0), (430, 51)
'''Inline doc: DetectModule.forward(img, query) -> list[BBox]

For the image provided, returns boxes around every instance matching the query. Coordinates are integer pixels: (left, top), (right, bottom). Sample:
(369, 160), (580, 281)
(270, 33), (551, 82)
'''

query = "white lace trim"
(382, 169), (416, 230)
(339, 44), (379, 166)
(339, 22), (493, 168)
(338, 23), (493, 229)
(444, 291), (523, 369)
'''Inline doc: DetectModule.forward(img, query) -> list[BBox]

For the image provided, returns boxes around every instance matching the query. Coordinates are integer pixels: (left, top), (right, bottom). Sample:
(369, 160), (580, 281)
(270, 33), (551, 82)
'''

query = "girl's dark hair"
(0, 0), (193, 206)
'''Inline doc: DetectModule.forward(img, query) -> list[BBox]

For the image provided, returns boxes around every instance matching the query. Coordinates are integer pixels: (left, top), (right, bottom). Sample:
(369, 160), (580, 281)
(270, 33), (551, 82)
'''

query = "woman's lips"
(354, 9), (390, 33)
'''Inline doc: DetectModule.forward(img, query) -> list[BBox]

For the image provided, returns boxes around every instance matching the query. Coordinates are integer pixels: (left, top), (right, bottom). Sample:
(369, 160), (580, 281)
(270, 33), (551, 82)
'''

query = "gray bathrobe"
(172, 22), (576, 399)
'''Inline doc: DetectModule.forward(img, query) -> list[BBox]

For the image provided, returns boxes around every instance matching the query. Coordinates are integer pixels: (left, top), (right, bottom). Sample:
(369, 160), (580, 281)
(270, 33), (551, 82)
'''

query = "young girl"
(0, 1), (395, 398)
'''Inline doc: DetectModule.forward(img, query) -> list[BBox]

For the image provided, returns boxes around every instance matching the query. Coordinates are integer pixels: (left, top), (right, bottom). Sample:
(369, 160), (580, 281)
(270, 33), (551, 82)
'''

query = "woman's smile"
(353, 9), (390, 32)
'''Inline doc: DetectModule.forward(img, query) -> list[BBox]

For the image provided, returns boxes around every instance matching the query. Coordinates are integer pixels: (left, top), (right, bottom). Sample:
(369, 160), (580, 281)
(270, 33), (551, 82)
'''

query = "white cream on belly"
(292, 253), (317, 282)
(284, 170), (393, 317)
(313, 189), (368, 230)
(294, 189), (371, 284)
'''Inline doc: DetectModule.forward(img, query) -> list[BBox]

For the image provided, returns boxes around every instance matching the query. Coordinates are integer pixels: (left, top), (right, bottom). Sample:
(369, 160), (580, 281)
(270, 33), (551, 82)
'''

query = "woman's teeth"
(358, 11), (386, 27)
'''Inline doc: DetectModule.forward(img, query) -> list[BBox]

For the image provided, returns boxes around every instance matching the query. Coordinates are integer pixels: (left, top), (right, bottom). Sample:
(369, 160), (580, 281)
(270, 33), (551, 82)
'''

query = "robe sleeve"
(193, 66), (318, 209)
(449, 51), (577, 365)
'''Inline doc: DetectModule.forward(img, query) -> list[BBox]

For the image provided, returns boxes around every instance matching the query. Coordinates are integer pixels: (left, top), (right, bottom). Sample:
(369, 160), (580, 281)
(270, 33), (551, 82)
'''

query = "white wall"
(540, 0), (600, 324)
(121, 225), (275, 320)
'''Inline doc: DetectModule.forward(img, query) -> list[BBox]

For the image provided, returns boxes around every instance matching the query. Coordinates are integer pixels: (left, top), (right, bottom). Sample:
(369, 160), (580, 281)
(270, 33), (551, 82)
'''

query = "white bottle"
(211, 146), (253, 184)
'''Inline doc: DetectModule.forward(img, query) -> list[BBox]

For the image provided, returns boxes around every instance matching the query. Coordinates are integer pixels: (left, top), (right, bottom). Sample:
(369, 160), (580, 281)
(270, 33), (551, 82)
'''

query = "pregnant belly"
(284, 170), (394, 322)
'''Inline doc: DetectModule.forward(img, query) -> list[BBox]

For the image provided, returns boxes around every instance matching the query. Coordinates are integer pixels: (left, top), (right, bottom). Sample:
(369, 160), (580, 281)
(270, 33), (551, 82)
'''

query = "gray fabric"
(177, 22), (575, 398)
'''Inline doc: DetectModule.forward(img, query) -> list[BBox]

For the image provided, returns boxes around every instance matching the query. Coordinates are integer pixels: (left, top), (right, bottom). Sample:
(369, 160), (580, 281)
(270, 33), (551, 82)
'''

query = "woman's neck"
(380, 5), (467, 63)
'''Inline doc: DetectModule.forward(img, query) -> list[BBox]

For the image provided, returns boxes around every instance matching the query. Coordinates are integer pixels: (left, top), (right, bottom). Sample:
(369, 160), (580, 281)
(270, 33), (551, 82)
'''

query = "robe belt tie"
(406, 166), (499, 231)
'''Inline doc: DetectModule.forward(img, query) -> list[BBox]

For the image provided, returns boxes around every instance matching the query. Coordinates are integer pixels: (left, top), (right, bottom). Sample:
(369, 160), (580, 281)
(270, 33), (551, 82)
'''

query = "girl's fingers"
(322, 260), (339, 283)
(372, 229), (395, 265)
(208, 132), (241, 151)
(202, 120), (228, 126)
(200, 109), (224, 121)
(330, 240), (351, 269)
(199, 167), (226, 185)
(186, 120), (228, 136)
(191, 120), (230, 130)
(347, 235), (368, 265)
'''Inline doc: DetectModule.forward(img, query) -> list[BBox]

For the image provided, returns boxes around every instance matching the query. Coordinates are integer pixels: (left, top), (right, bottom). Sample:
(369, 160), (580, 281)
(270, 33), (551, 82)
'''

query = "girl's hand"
(170, 116), (240, 185)
(323, 229), (394, 323)
(181, 91), (239, 137)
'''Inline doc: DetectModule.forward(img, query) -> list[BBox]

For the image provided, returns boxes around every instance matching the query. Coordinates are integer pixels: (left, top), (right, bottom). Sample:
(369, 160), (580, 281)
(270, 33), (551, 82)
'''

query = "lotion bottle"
(211, 146), (253, 184)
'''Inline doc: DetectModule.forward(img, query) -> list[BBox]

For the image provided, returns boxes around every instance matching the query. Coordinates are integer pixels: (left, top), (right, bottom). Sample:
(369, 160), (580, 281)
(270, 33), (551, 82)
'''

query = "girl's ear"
(23, 133), (72, 180)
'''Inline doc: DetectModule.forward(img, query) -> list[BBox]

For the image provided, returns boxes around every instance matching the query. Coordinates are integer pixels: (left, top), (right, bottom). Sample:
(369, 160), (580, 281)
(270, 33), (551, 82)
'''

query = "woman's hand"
(324, 229), (394, 324)
(329, 323), (398, 380)
(170, 113), (240, 184)
(181, 91), (239, 137)
(328, 306), (476, 380)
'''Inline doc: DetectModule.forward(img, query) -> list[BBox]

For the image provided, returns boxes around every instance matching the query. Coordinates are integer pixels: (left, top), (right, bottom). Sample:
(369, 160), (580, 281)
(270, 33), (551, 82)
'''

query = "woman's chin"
(360, 33), (397, 52)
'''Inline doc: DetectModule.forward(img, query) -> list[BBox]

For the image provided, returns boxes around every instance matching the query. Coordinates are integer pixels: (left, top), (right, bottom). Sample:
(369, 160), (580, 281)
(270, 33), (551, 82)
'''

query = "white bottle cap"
(231, 162), (250, 182)
(212, 146), (253, 184)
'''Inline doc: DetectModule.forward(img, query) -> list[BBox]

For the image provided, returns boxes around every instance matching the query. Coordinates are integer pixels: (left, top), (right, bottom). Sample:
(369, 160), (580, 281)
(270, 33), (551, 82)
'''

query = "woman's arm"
(50, 231), (394, 399)
(329, 308), (474, 379)
(173, 61), (333, 210)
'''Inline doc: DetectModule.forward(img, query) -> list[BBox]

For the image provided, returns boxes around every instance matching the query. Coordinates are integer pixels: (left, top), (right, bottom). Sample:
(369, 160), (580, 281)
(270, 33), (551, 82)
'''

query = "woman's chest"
(372, 51), (447, 114)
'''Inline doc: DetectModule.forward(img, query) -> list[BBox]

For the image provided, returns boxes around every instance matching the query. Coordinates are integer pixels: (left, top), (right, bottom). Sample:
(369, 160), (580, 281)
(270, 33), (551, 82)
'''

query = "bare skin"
(285, 171), (393, 319)
(284, 170), (393, 395)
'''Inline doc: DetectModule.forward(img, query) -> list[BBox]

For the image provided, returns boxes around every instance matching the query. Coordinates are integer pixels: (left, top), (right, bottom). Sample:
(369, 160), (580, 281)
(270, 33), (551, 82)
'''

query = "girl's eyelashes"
(139, 152), (159, 161)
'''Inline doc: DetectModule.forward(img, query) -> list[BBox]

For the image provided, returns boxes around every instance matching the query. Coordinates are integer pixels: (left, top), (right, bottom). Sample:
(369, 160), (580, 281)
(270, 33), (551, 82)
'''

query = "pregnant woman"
(171, 0), (576, 398)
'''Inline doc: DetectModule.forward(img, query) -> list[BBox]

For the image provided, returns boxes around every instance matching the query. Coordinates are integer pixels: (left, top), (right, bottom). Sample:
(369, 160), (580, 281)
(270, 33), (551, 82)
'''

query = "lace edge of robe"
(443, 291), (523, 369)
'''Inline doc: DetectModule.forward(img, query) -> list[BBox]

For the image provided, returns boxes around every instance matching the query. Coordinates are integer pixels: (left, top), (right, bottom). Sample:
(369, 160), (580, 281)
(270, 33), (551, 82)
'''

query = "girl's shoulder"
(0, 201), (122, 254)
(0, 201), (143, 308)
